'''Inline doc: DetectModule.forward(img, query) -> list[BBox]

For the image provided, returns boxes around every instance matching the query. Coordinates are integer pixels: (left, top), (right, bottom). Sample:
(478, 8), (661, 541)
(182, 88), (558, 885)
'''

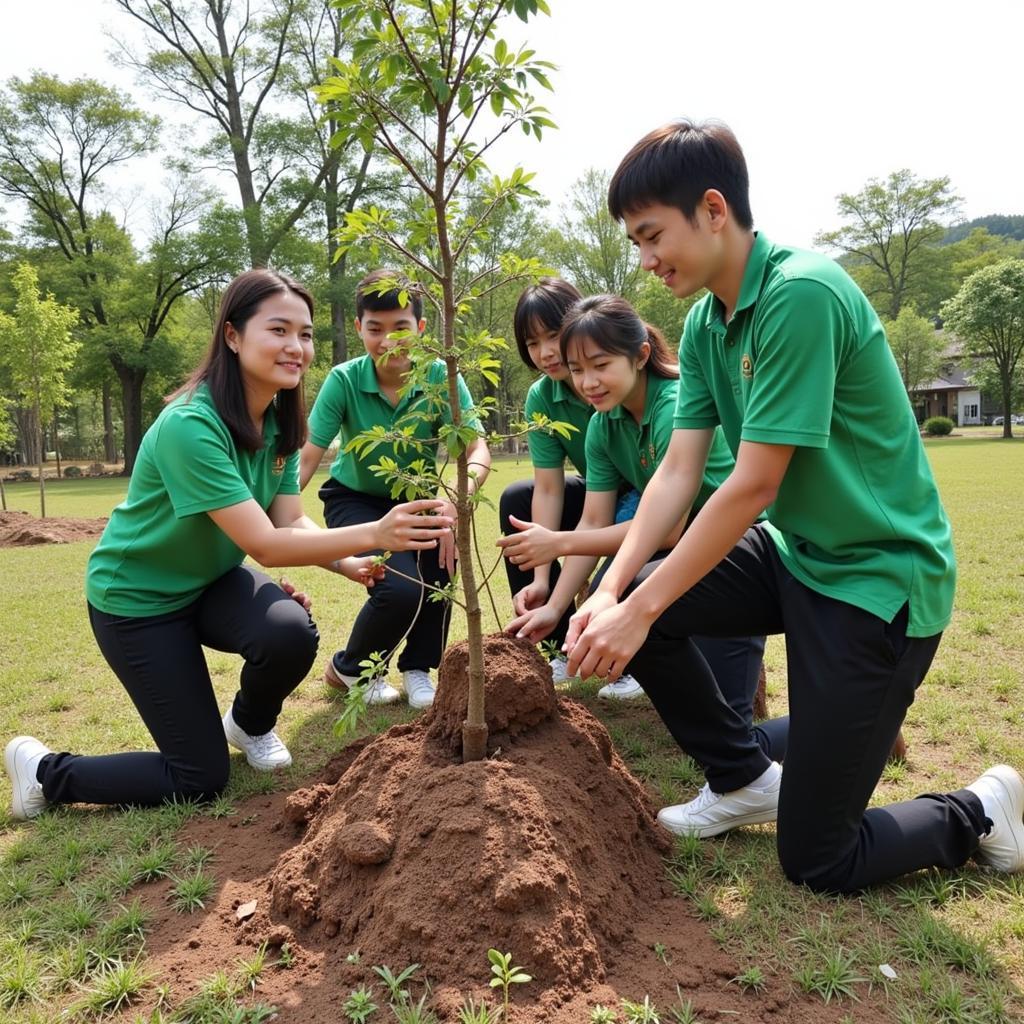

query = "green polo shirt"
(86, 384), (300, 617)
(524, 375), (593, 476)
(308, 355), (478, 498)
(584, 373), (735, 514)
(673, 233), (956, 637)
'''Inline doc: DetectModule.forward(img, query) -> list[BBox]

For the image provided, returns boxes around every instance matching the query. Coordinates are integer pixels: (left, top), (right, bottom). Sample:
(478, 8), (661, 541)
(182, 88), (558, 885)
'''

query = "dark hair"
(607, 118), (753, 231)
(512, 277), (583, 368)
(170, 269), (313, 456)
(560, 295), (678, 380)
(356, 268), (424, 322)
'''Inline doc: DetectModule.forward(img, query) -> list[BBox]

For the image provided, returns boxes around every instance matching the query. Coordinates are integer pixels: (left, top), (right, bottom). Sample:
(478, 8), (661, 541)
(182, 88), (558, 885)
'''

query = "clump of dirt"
(0, 509), (107, 547)
(268, 633), (671, 1012)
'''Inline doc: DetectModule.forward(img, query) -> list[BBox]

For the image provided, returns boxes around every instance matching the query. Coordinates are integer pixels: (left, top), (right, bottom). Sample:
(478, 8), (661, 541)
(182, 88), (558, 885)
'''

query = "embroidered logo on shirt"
(638, 441), (657, 470)
(741, 354), (753, 380)
(272, 455), (286, 475)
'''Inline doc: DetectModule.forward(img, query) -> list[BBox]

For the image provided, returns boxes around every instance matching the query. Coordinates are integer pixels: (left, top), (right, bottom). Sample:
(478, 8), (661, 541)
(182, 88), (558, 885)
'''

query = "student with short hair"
(4, 269), (452, 821)
(506, 294), (785, 758)
(563, 119), (1023, 892)
(300, 270), (491, 710)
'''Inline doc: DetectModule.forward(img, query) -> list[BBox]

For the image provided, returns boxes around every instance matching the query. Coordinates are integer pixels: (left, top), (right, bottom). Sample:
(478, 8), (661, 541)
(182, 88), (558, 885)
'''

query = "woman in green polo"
(505, 294), (784, 757)
(4, 269), (450, 821)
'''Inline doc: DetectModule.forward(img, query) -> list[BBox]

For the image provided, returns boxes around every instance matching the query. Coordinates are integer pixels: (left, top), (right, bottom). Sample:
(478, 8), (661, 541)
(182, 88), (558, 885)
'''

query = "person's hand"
(512, 579), (550, 617)
(566, 598), (652, 680)
(495, 515), (562, 571)
(436, 499), (458, 575)
(336, 555), (385, 589)
(374, 499), (452, 551)
(279, 577), (312, 613)
(505, 602), (562, 645)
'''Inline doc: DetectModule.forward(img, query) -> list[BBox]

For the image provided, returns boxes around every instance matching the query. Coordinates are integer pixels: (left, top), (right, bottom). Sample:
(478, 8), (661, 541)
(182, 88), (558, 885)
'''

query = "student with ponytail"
(504, 294), (785, 756)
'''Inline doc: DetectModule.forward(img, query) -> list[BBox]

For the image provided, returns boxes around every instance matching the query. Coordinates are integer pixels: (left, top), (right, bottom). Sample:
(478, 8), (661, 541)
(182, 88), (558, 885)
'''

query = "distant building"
(909, 332), (998, 425)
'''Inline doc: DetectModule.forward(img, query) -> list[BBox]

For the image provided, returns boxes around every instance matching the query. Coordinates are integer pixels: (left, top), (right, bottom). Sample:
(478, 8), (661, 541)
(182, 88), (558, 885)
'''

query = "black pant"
(40, 566), (318, 808)
(320, 479), (451, 674)
(625, 524), (984, 893)
(499, 475), (588, 648)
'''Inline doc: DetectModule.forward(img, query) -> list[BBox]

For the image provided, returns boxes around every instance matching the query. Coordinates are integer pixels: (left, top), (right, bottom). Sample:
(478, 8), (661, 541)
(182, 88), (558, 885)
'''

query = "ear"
(416, 317), (426, 334)
(353, 317), (363, 334)
(636, 339), (652, 370)
(225, 323), (240, 353)
(703, 189), (729, 233)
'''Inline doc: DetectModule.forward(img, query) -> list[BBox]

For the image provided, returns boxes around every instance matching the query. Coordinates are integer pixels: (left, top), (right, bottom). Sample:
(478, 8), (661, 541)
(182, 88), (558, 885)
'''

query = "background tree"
(815, 169), (960, 320)
(321, 0), (556, 761)
(546, 167), (641, 299)
(0, 396), (14, 510)
(0, 263), (80, 517)
(885, 306), (947, 398)
(942, 259), (1024, 439)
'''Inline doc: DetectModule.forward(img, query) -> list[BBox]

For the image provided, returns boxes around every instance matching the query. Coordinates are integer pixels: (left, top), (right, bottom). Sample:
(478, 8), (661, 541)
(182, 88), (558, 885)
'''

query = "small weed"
(343, 984), (379, 1023)
(69, 955), (154, 1016)
(390, 991), (439, 1024)
(693, 892), (720, 921)
(372, 961), (421, 1004)
(667, 986), (701, 1024)
(665, 864), (700, 899)
(731, 966), (767, 994)
(98, 897), (150, 952)
(180, 843), (215, 871)
(458, 995), (502, 1023)
(275, 942), (296, 969)
(169, 870), (215, 913)
(488, 948), (532, 1019)
(346, 948), (362, 965)
(653, 942), (670, 966)
(620, 994), (660, 1023)
(667, 832), (703, 868)
(881, 759), (908, 784)
(0, 946), (46, 1009)
(207, 795), (237, 819)
(793, 946), (865, 1003)
(590, 1005), (619, 1023)
(135, 841), (178, 882)
(104, 855), (141, 897)
(237, 941), (270, 992)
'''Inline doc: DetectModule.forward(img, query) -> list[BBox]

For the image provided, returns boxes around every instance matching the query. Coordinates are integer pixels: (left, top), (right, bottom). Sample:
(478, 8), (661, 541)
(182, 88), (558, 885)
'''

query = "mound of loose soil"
(0, 509), (107, 547)
(123, 635), (889, 1023)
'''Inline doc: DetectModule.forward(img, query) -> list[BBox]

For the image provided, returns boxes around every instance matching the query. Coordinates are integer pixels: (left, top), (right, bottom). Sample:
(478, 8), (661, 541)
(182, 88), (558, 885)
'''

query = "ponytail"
(560, 294), (679, 380)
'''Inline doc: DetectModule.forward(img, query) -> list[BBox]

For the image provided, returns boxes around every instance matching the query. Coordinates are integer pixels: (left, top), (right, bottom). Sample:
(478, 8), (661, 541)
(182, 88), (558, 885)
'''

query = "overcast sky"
(1, 0), (1021, 250)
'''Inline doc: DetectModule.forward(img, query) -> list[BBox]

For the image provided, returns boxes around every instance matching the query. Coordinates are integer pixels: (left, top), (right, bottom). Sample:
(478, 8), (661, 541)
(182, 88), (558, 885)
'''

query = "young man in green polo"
(300, 270), (490, 709)
(564, 119), (1024, 892)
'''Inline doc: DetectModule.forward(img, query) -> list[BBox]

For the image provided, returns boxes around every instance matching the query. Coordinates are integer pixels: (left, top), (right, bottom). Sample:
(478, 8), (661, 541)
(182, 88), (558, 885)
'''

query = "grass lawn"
(1, 441), (1022, 1022)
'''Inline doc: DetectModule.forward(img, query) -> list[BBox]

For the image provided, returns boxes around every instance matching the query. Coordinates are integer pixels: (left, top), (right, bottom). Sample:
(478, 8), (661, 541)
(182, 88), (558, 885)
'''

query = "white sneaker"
(222, 708), (292, 770)
(597, 674), (644, 700)
(967, 764), (1024, 872)
(549, 657), (577, 685)
(324, 658), (401, 705)
(403, 669), (435, 709)
(5, 736), (51, 820)
(658, 762), (781, 838)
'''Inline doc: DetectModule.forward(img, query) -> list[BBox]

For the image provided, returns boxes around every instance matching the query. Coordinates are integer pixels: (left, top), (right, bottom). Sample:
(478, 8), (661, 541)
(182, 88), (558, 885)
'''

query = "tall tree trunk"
(102, 379), (117, 463)
(117, 366), (147, 475)
(53, 405), (63, 479)
(15, 405), (40, 465)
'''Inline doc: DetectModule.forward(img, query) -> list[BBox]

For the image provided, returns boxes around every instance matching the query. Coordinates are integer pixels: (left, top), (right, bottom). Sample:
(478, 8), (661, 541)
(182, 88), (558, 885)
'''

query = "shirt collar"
(607, 371), (669, 425)
(550, 376), (588, 406)
(703, 231), (772, 330)
(356, 353), (422, 398)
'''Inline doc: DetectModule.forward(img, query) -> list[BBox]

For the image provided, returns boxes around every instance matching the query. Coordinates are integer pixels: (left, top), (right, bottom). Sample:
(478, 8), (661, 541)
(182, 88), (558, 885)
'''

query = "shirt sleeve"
(154, 408), (253, 517)
(525, 382), (568, 470)
(277, 450), (301, 496)
(583, 416), (622, 492)
(673, 314), (720, 429)
(307, 368), (347, 448)
(741, 277), (848, 448)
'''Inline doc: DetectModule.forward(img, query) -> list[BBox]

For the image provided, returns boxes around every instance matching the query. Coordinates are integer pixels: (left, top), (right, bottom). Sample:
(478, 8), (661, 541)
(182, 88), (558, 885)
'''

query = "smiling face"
(355, 305), (425, 377)
(565, 334), (649, 413)
(623, 200), (723, 299)
(523, 318), (570, 381)
(226, 289), (314, 397)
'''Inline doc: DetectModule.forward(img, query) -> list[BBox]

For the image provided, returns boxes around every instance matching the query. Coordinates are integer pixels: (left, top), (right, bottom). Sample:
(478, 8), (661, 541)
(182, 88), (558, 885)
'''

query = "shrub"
(64, 466), (83, 478)
(923, 416), (954, 436)
(87, 463), (106, 477)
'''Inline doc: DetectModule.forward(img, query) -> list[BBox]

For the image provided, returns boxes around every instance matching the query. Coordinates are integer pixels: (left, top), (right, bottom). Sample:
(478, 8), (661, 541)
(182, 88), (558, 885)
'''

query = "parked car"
(990, 415), (1024, 425)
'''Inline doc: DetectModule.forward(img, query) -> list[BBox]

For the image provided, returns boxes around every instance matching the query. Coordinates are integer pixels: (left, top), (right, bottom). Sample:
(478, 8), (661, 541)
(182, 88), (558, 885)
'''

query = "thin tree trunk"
(102, 380), (117, 463)
(36, 400), (46, 519)
(118, 367), (147, 475)
(53, 405), (62, 479)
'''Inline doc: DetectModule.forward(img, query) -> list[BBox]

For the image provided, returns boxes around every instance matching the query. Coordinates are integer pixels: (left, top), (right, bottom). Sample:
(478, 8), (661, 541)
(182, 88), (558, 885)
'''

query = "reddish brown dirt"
(123, 635), (892, 1023)
(0, 509), (107, 547)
